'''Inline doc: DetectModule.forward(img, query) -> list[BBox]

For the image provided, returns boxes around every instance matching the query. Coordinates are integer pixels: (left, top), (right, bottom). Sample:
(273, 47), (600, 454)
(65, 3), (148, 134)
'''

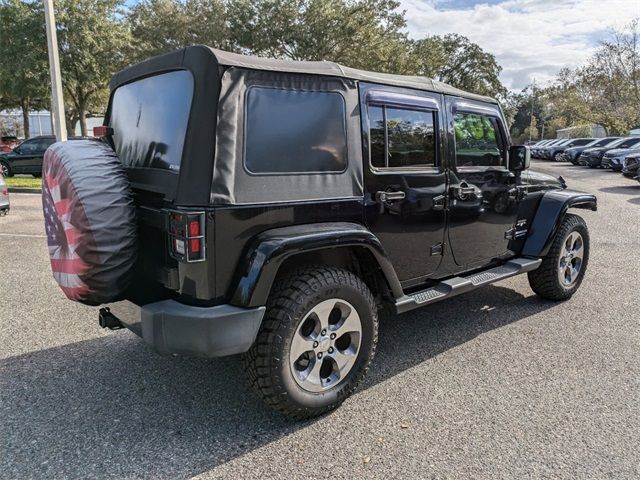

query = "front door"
(361, 84), (447, 285)
(444, 97), (522, 269)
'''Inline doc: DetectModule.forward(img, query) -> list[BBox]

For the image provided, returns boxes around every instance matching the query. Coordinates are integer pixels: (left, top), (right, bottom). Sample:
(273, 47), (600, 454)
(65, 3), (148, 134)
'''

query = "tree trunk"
(21, 99), (30, 139)
(79, 108), (87, 137)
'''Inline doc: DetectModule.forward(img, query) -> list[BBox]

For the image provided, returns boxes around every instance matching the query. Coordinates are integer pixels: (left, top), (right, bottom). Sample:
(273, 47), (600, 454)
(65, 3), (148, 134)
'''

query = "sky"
(400, 0), (640, 91)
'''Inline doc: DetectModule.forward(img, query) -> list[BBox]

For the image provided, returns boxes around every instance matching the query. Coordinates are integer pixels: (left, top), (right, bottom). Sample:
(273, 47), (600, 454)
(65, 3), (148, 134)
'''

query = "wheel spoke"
(334, 307), (360, 336)
(303, 357), (324, 385)
(311, 300), (335, 332)
(333, 350), (357, 378)
(290, 332), (314, 363)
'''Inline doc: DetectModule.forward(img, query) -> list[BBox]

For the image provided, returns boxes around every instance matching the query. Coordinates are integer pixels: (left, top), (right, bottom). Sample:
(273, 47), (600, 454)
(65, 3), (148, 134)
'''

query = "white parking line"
(0, 233), (46, 238)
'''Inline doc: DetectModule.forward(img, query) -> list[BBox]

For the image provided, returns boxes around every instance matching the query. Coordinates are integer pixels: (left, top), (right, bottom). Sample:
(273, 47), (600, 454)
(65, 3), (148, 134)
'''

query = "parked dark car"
(601, 142), (640, 171)
(563, 137), (621, 164)
(538, 139), (574, 160)
(41, 46), (596, 419)
(532, 139), (564, 158)
(578, 137), (640, 168)
(0, 135), (86, 177)
(622, 152), (640, 178)
(547, 138), (594, 162)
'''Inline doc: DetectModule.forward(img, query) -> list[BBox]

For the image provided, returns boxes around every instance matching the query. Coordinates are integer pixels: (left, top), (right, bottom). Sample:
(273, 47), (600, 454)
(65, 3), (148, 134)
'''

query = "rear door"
(444, 97), (521, 269)
(361, 84), (447, 285)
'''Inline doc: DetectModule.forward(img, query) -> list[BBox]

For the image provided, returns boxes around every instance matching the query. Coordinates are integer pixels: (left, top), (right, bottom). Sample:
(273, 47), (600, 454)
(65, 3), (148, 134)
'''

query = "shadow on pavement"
(1, 285), (556, 479)
(628, 197), (640, 205)
(599, 185), (640, 195)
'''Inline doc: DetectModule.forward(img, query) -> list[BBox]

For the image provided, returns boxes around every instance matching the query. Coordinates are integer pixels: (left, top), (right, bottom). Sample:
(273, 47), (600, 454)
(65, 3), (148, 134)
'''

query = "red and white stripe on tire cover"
(42, 148), (97, 301)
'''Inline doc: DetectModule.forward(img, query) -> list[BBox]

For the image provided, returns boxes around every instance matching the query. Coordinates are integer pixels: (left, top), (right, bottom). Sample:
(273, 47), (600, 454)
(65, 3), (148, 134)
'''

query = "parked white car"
(0, 173), (10, 215)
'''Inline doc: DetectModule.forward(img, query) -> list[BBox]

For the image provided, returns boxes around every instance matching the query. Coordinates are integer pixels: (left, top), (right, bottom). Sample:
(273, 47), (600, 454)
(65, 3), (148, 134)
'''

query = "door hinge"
(430, 242), (444, 256)
(505, 220), (528, 240)
(432, 194), (446, 211)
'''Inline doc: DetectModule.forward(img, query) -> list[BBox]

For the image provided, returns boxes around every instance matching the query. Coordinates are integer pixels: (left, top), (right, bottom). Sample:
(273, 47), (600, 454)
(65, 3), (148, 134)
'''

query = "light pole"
(43, 0), (67, 142)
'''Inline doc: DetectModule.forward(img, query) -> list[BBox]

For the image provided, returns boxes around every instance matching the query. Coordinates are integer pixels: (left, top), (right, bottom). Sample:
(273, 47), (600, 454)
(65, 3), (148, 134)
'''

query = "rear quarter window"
(109, 70), (194, 172)
(244, 87), (348, 174)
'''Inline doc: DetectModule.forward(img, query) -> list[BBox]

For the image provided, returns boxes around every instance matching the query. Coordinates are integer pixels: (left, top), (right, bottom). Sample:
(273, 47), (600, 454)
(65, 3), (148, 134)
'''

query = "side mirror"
(509, 145), (530, 172)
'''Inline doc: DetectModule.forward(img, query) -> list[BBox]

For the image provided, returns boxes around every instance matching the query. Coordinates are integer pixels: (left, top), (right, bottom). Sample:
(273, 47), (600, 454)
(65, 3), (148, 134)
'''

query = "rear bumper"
(107, 299), (265, 358)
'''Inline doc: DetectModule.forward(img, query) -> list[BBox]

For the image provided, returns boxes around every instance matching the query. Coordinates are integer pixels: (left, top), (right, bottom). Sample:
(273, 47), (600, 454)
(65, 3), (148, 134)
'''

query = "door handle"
(376, 190), (406, 203)
(375, 190), (405, 214)
(451, 182), (476, 200)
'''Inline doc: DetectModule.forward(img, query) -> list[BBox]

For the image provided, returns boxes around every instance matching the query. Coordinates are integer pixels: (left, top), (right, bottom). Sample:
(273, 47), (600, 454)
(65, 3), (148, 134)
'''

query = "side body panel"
(358, 83), (448, 287)
(443, 96), (522, 271)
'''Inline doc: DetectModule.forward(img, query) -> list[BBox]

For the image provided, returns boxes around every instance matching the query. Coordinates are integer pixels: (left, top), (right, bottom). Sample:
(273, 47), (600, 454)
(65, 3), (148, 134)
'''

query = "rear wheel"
(554, 153), (563, 162)
(1, 161), (12, 177)
(528, 213), (589, 300)
(242, 265), (378, 419)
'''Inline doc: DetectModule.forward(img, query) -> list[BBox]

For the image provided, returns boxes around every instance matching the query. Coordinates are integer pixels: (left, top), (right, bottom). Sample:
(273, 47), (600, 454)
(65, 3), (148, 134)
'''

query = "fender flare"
(229, 222), (403, 307)
(521, 189), (597, 258)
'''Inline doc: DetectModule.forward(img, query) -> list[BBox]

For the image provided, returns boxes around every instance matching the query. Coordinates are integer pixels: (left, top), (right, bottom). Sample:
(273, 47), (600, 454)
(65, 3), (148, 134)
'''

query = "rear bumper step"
(395, 257), (542, 314)
(104, 300), (265, 358)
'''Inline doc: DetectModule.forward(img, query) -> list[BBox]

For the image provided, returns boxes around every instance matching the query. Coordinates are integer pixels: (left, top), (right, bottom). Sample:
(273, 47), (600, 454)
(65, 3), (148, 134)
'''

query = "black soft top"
(110, 45), (498, 105)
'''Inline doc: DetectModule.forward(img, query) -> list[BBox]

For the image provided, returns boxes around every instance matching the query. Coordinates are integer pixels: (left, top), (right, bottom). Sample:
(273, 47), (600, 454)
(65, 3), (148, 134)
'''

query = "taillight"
(93, 126), (113, 138)
(1, 187), (7, 196)
(167, 211), (206, 262)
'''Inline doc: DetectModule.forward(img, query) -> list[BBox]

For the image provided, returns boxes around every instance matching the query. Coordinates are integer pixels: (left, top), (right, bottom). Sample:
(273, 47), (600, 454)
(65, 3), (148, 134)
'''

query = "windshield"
(616, 138), (640, 149)
(590, 137), (619, 147)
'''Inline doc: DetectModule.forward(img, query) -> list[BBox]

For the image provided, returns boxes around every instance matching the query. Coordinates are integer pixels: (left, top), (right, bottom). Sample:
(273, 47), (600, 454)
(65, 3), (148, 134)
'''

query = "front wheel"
(0, 161), (12, 177)
(528, 213), (589, 300)
(242, 265), (378, 419)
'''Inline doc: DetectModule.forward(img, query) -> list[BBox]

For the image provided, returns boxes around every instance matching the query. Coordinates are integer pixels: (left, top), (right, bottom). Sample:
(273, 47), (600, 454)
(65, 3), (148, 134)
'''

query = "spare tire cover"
(42, 140), (137, 306)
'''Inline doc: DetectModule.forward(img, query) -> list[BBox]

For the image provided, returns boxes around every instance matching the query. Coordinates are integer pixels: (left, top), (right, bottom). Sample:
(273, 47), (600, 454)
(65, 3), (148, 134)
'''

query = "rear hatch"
(105, 47), (221, 303)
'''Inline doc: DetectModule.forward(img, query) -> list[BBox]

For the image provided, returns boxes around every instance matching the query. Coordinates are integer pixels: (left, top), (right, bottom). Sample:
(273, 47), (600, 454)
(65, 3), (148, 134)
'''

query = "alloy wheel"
(289, 298), (362, 393)
(558, 231), (584, 287)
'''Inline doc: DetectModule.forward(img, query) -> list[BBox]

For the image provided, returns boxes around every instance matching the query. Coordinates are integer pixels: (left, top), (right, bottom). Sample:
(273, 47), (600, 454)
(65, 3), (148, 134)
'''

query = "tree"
(0, 0), (49, 138)
(410, 34), (506, 98)
(544, 20), (640, 136)
(55, 0), (132, 135)
(128, 0), (228, 61)
(227, 0), (412, 73)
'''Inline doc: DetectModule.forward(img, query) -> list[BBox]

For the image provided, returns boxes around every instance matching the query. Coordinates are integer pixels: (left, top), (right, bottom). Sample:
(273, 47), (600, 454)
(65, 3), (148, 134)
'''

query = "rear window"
(244, 87), (348, 174)
(110, 70), (194, 172)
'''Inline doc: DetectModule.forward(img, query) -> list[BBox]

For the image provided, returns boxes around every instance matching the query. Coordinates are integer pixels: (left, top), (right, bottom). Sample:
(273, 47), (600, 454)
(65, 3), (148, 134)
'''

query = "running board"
(395, 257), (542, 314)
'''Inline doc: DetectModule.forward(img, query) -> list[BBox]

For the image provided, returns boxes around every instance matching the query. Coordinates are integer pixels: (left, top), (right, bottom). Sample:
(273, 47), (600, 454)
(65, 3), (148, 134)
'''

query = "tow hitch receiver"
(98, 307), (124, 330)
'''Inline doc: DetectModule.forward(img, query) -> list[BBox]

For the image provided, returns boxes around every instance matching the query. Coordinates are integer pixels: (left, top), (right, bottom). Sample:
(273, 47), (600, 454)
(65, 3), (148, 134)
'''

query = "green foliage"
(55, 0), (133, 135)
(410, 34), (506, 98)
(0, 0), (49, 137)
(128, 0), (228, 60)
(226, 0), (411, 73)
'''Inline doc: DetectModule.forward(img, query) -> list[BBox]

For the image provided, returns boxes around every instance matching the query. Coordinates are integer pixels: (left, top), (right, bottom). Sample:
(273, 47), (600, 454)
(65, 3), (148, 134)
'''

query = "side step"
(395, 257), (542, 314)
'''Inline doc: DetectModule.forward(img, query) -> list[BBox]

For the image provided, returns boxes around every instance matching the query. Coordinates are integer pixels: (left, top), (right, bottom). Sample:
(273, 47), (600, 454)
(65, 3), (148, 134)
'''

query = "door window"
(18, 139), (40, 154)
(453, 112), (504, 167)
(369, 106), (437, 169)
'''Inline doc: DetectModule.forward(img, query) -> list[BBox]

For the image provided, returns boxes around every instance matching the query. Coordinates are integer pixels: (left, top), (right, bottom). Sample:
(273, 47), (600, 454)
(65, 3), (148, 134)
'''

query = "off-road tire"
(528, 213), (589, 300)
(242, 265), (378, 419)
(1, 161), (13, 177)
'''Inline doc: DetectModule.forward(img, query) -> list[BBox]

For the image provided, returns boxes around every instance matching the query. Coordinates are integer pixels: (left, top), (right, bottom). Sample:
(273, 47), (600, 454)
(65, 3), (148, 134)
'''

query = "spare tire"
(42, 140), (137, 306)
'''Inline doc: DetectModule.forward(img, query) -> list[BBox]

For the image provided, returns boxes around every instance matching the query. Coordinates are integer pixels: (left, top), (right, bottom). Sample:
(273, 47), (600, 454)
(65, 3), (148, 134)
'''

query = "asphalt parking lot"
(1, 160), (639, 479)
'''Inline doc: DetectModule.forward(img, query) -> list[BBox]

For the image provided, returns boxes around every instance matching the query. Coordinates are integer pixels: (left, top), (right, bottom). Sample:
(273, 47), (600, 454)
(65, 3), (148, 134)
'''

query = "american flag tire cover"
(42, 140), (137, 306)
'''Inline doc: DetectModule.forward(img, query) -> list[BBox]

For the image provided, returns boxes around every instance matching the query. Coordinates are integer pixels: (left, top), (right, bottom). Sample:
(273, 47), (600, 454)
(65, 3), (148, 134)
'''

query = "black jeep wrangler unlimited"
(42, 46), (596, 419)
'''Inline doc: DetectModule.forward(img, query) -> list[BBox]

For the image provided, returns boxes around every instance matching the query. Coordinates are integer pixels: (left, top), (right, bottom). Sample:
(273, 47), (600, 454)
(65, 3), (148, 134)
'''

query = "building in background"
(556, 125), (607, 139)
(0, 110), (103, 138)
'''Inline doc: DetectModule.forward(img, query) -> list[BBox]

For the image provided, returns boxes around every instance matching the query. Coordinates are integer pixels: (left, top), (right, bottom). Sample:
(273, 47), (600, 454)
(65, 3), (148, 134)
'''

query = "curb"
(8, 187), (42, 194)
